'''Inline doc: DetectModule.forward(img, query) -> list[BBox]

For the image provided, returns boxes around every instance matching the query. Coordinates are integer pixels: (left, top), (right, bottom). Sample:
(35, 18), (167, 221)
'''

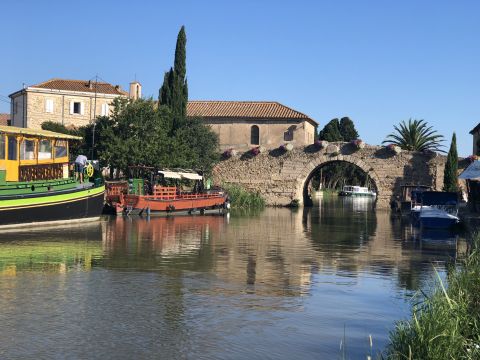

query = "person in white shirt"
(75, 154), (88, 183)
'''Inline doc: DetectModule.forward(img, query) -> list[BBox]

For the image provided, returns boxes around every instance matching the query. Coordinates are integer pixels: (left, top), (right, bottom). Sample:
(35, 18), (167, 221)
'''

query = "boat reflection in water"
(0, 221), (103, 275)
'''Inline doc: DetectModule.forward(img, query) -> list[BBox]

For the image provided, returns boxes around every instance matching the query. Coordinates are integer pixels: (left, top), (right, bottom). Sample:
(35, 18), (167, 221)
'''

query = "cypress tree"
(318, 118), (343, 142)
(443, 132), (458, 192)
(339, 117), (359, 141)
(159, 26), (188, 132)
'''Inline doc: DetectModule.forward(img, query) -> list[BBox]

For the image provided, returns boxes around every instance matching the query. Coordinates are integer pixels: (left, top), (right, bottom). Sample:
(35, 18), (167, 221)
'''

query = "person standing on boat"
(75, 153), (88, 184)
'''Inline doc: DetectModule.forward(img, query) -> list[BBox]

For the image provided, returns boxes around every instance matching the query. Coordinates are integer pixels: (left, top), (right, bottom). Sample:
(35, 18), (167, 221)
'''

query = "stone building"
(470, 123), (480, 155)
(0, 113), (10, 126)
(187, 101), (318, 151)
(8, 79), (141, 129)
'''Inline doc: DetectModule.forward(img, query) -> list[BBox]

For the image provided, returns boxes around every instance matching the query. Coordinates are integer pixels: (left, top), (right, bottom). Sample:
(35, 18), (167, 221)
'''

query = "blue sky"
(1, 0), (478, 155)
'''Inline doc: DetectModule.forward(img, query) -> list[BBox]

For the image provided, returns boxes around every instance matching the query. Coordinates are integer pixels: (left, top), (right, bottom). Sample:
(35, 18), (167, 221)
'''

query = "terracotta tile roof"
(0, 113), (10, 126)
(30, 78), (128, 95)
(187, 101), (318, 125)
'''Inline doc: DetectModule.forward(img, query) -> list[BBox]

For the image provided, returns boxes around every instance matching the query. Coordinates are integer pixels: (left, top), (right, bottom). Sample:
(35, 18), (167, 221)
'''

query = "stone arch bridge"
(213, 142), (448, 208)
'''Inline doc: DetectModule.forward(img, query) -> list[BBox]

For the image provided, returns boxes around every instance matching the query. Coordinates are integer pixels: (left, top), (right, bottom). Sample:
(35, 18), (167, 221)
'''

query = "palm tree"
(383, 119), (445, 152)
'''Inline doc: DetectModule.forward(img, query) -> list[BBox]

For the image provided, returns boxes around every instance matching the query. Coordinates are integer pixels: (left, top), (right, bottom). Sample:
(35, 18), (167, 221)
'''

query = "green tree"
(339, 117), (359, 141)
(383, 119), (444, 152)
(318, 118), (343, 141)
(443, 132), (458, 192)
(159, 26), (188, 132)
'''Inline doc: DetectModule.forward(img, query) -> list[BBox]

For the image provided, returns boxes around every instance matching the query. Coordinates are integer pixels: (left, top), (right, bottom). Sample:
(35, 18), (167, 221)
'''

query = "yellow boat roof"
(0, 125), (82, 140)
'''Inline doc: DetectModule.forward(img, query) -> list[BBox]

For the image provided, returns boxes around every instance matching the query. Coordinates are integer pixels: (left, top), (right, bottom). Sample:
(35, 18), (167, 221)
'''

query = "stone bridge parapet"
(213, 142), (447, 208)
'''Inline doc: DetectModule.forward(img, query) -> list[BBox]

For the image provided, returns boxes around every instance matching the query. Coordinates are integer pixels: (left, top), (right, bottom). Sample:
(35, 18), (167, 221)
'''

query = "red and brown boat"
(106, 169), (229, 216)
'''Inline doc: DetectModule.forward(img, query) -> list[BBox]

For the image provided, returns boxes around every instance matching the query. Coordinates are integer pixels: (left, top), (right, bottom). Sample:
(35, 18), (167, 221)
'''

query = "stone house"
(187, 101), (318, 151)
(9, 79), (142, 129)
(0, 113), (10, 126)
(470, 123), (480, 155)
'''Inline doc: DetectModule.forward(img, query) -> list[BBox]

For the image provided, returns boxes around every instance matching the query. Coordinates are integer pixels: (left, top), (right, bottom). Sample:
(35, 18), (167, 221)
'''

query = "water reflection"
(0, 199), (467, 359)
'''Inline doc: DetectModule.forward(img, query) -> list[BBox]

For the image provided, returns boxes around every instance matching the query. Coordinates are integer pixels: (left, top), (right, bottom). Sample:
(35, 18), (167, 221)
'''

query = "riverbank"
(224, 184), (265, 209)
(386, 232), (480, 359)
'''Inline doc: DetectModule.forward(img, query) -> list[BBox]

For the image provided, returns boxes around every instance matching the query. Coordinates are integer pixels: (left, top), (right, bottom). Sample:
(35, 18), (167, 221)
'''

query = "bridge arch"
(300, 157), (381, 203)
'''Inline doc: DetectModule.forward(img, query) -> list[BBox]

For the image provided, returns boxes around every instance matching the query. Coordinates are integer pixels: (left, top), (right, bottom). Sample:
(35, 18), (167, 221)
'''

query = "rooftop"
(187, 101), (318, 125)
(0, 113), (9, 126)
(27, 78), (128, 96)
(0, 125), (82, 140)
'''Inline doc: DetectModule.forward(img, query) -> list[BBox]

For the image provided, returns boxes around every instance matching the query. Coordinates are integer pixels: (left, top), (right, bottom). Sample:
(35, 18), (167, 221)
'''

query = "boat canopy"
(159, 170), (182, 179)
(421, 191), (458, 206)
(459, 160), (480, 181)
(0, 125), (82, 140)
(179, 172), (203, 180)
(158, 170), (203, 181)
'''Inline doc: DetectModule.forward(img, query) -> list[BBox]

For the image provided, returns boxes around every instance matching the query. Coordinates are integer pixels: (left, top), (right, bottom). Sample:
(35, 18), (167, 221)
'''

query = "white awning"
(179, 172), (203, 180)
(159, 171), (182, 179)
(459, 160), (480, 180)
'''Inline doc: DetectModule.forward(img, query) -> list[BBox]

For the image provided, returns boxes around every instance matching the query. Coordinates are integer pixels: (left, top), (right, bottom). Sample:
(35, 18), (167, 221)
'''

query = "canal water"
(0, 197), (465, 359)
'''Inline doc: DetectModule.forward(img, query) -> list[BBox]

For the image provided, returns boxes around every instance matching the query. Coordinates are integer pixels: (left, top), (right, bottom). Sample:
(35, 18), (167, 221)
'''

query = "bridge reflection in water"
(0, 199), (467, 359)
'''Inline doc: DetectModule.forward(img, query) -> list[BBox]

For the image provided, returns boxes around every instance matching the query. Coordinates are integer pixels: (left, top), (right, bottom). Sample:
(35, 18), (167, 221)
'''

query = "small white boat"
(338, 185), (376, 197)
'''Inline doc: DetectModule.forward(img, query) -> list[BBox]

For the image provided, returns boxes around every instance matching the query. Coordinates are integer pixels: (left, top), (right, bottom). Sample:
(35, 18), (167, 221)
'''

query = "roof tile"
(187, 101), (317, 125)
(30, 78), (128, 96)
(0, 113), (10, 126)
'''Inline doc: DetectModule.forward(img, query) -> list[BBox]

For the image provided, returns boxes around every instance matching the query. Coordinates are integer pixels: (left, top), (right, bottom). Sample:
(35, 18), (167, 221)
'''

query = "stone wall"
(213, 142), (447, 208)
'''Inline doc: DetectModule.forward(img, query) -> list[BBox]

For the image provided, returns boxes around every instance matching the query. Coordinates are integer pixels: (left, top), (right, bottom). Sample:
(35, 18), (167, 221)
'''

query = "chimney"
(129, 81), (142, 100)
(87, 80), (93, 89)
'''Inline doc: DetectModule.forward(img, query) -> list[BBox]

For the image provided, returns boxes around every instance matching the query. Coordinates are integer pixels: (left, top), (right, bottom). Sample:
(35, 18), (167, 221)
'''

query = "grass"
(224, 184), (265, 209)
(386, 233), (480, 359)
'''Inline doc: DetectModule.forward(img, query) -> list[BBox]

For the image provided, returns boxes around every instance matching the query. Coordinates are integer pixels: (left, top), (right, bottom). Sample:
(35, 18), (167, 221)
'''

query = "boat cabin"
(0, 125), (81, 185)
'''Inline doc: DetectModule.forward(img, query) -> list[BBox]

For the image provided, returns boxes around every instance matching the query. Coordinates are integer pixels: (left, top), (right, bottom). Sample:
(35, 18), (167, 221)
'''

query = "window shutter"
(69, 101), (74, 115)
(80, 102), (85, 115)
(105, 104), (109, 116)
(101, 103), (106, 116)
(45, 99), (54, 113)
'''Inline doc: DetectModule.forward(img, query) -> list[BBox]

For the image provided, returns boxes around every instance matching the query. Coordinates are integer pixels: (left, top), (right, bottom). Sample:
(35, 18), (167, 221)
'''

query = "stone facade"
(205, 119), (316, 151)
(213, 142), (448, 208)
(9, 79), (130, 129)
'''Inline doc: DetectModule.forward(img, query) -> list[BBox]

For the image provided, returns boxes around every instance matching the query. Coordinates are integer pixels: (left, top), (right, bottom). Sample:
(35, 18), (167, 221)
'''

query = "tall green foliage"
(75, 98), (219, 178)
(318, 118), (343, 141)
(159, 26), (188, 132)
(318, 117), (360, 142)
(383, 119), (444, 152)
(339, 117), (359, 141)
(443, 133), (458, 192)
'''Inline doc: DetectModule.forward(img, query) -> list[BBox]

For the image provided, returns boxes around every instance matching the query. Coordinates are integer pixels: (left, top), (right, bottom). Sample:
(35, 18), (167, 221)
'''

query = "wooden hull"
(0, 185), (105, 227)
(117, 193), (227, 215)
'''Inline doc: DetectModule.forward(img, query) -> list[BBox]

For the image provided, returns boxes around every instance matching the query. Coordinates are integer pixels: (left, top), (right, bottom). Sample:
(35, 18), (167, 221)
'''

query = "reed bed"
(224, 184), (265, 209)
(386, 233), (480, 359)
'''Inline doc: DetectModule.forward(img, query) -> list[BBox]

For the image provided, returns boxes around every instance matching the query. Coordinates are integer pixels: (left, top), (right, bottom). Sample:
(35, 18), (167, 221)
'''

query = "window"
(251, 125), (259, 145)
(101, 103), (109, 116)
(20, 139), (36, 160)
(38, 139), (52, 159)
(14, 101), (18, 114)
(45, 99), (54, 113)
(7, 136), (17, 160)
(0, 134), (5, 159)
(70, 101), (84, 115)
(54, 140), (67, 158)
(284, 125), (296, 141)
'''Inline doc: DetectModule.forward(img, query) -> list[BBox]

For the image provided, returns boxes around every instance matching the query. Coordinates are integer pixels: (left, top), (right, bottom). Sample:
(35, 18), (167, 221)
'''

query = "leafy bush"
(224, 184), (265, 209)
